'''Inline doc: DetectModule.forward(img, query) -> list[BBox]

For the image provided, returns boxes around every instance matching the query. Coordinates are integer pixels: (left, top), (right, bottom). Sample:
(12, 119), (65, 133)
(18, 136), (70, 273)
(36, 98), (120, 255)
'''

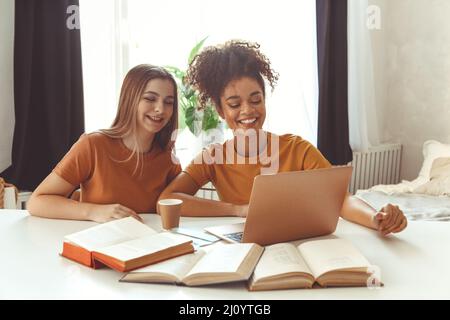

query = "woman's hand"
(373, 204), (407, 236)
(87, 203), (143, 223)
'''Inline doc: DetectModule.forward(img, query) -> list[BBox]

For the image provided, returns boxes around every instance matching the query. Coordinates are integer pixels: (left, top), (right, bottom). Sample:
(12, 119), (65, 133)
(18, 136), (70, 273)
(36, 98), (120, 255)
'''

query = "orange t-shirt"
(53, 133), (181, 213)
(183, 133), (331, 205)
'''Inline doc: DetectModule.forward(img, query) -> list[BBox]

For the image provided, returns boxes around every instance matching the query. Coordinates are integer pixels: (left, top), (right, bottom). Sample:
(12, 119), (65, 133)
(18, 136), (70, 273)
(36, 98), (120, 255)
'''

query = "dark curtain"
(316, 0), (353, 165)
(1, 0), (84, 190)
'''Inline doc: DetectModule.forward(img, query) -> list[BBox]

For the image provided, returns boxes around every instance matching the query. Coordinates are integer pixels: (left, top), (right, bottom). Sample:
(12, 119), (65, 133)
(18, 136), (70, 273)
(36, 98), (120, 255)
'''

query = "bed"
(356, 189), (450, 221)
(355, 140), (450, 221)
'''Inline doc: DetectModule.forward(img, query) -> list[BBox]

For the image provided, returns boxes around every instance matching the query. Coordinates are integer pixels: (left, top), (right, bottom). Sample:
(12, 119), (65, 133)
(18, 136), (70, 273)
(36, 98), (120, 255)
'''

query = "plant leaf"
(188, 36), (208, 64)
(164, 66), (185, 81)
(202, 105), (220, 131)
(184, 105), (197, 135)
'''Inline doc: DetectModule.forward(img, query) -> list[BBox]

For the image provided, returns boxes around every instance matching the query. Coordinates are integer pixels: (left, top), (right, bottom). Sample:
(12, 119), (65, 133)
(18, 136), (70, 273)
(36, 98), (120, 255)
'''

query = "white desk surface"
(1, 210), (449, 300)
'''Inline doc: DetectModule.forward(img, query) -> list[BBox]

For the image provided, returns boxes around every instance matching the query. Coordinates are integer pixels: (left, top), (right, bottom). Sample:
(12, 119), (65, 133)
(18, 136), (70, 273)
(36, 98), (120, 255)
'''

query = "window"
(80, 0), (318, 158)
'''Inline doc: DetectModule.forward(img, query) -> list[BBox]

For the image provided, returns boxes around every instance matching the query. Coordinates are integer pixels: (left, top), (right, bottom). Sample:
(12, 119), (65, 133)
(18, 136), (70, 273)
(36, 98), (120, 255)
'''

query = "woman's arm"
(340, 193), (407, 235)
(27, 172), (142, 222)
(340, 193), (378, 229)
(158, 172), (246, 217)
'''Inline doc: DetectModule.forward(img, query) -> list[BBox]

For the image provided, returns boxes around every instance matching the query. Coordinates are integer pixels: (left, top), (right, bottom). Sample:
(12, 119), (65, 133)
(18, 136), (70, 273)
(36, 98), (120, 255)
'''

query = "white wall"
(0, 0), (15, 173)
(370, 0), (450, 180)
(368, 0), (387, 142)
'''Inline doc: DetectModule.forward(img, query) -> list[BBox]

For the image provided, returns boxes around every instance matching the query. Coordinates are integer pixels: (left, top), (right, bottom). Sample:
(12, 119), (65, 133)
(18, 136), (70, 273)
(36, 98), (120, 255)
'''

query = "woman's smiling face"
(218, 76), (266, 133)
(137, 78), (175, 135)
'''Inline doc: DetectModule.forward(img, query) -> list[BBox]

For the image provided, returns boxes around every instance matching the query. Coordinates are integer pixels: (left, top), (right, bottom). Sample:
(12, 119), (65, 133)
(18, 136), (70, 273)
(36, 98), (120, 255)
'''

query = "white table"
(1, 210), (449, 299)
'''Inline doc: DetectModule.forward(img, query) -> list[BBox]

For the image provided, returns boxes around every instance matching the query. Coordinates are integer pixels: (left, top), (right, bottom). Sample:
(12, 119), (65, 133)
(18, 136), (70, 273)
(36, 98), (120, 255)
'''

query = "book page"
(252, 243), (313, 282)
(298, 239), (371, 279)
(185, 243), (255, 277)
(128, 250), (205, 282)
(65, 217), (156, 251)
(94, 232), (191, 261)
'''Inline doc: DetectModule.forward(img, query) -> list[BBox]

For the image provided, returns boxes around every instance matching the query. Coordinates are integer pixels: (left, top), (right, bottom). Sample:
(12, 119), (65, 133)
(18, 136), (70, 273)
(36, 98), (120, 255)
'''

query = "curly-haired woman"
(160, 40), (407, 236)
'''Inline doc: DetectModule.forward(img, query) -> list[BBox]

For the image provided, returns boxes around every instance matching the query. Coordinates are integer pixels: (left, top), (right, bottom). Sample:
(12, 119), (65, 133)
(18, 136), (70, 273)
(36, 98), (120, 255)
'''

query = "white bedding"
(355, 190), (450, 221)
(356, 140), (450, 221)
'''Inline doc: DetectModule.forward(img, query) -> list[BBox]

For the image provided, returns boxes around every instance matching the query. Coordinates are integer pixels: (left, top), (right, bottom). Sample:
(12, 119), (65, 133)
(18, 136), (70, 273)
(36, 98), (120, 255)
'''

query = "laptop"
(204, 166), (352, 246)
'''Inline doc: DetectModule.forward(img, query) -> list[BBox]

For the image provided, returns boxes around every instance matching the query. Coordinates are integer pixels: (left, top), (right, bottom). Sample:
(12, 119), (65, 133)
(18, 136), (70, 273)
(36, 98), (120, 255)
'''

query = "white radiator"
(196, 182), (220, 200)
(349, 144), (402, 194)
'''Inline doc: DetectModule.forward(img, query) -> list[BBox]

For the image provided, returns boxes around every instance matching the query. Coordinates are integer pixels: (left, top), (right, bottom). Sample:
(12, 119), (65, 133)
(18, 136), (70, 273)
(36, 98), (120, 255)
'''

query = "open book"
(120, 243), (264, 286)
(61, 217), (194, 272)
(249, 238), (380, 291)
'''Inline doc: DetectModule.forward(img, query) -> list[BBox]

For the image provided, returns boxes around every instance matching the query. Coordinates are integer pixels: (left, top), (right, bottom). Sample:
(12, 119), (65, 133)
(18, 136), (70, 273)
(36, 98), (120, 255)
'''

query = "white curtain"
(79, 0), (130, 132)
(0, 0), (15, 173)
(348, 0), (381, 152)
(80, 0), (318, 145)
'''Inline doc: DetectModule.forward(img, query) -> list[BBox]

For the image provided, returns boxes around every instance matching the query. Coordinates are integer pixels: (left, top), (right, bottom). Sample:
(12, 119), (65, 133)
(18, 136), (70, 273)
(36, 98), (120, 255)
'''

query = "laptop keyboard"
(224, 232), (243, 243)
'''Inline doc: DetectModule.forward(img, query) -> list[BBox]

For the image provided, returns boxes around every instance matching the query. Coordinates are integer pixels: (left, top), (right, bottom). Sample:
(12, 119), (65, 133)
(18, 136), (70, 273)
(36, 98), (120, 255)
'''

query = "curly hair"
(186, 40), (279, 110)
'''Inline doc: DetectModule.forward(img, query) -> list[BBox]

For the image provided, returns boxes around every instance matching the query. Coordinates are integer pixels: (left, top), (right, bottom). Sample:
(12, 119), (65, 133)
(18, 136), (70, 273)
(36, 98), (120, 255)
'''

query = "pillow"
(417, 140), (450, 182)
(414, 157), (450, 196)
(429, 157), (450, 180)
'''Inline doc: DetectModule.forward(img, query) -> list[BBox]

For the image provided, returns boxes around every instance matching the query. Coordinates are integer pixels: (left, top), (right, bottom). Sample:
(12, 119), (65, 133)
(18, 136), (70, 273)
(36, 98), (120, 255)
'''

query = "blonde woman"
(28, 65), (181, 223)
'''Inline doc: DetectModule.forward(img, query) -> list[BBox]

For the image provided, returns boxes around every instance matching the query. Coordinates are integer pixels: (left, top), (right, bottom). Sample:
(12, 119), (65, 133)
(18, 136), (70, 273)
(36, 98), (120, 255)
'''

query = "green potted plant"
(165, 37), (222, 137)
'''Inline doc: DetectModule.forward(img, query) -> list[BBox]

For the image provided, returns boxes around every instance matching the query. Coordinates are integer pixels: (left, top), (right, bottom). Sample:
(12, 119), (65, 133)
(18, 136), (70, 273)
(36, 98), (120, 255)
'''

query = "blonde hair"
(100, 64), (178, 175)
